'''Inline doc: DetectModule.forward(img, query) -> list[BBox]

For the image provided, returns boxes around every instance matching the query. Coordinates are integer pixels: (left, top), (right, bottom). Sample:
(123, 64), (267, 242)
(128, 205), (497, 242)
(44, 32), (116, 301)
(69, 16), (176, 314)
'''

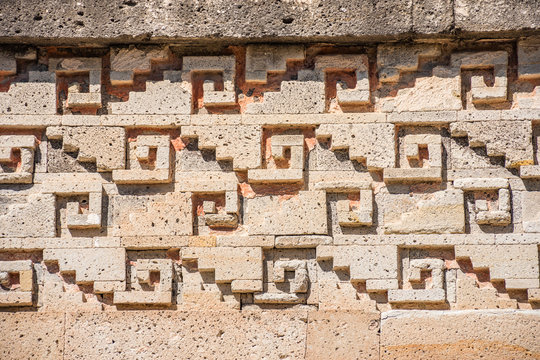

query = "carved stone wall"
(1, 25), (540, 359)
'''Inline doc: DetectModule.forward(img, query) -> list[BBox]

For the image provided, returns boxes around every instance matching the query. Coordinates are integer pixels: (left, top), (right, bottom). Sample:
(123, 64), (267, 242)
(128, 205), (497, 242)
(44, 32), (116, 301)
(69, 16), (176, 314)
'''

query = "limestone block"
(336, 189), (373, 226)
(112, 134), (172, 184)
(46, 126), (126, 171)
(450, 120), (533, 169)
(113, 258), (174, 305)
(0, 193), (56, 237)
(181, 55), (236, 108)
(181, 125), (261, 170)
(175, 171), (238, 192)
(383, 189), (465, 234)
(522, 191), (540, 232)
(377, 44), (441, 83)
(0, 71), (56, 114)
(49, 57), (102, 109)
(455, 245), (540, 290)
(43, 248), (125, 284)
(245, 191), (328, 235)
(306, 311), (380, 360)
(111, 192), (192, 236)
(0, 312), (64, 359)
(245, 44), (304, 82)
(195, 191), (240, 234)
(381, 310), (540, 359)
(275, 235), (332, 248)
(110, 45), (169, 85)
(454, 177), (512, 226)
(316, 123), (395, 170)
(0, 260), (33, 306)
(384, 133), (443, 183)
(245, 80), (325, 114)
(518, 40), (540, 79)
(182, 247), (262, 287)
(451, 51), (508, 103)
(64, 311), (308, 359)
(0, 135), (37, 183)
(317, 245), (398, 287)
(248, 132), (305, 183)
(109, 79), (192, 114)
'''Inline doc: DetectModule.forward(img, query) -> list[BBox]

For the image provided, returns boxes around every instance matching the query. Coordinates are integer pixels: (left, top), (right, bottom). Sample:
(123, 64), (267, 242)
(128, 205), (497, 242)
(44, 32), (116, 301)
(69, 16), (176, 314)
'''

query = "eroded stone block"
(0, 135), (37, 183)
(378, 44), (441, 83)
(0, 260), (33, 307)
(46, 126), (126, 171)
(245, 44), (304, 82)
(0, 193), (56, 237)
(110, 45), (169, 85)
(245, 191), (328, 235)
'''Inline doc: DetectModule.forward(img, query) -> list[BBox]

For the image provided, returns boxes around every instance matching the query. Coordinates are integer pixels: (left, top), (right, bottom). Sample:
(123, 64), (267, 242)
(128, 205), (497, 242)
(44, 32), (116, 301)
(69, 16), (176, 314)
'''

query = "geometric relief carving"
(248, 131), (305, 183)
(46, 126), (126, 172)
(0, 135), (37, 183)
(316, 245), (398, 293)
(377, 44), (441, 83)
(315, 123), (395, 170)
(42, 180), (103, 233)
(384, 128), (443, 183)
(112, 134), (172, 184)
(245, 44), (304, 83)
(195, 191), (239, 234)
(113, 251), (177, 305)
(0, 260), (34, 306)
(181, 56), (236, 108)
(388, 248), (457, 305)
(48, 57), (102, 110)
(451, 51), (508, 104)
(109, 46), (169, 86)
(454, 178), (511, 226)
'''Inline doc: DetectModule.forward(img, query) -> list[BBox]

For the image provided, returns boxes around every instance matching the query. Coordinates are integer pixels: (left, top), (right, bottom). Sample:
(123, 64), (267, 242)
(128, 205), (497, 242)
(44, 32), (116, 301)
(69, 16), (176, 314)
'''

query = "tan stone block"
(378, 44), (441, 83)
(182, 246), (263, 283)
(245, 191), (328, 235)
(518, 40), (540, 80)
(306, 311), (379, 360)
(43, 247), (126, 283)
(380, 310), (540, 359)
(111, 192), (192, 237)
(110, 45), (169, 85)
(64, 311), (308, 359)
(245, 44), (304, 82)
(245, 80), (325, 114)
(316, 123), (395, 170)
(0, 72), (56, 115)
(383, 189), (465, 234)
(450, 120), (533, 168)
(181, 125), (261, 170)
(0, 193), (56, 237)
(46, 126), (126, 171)
(0, 312), (64, 359)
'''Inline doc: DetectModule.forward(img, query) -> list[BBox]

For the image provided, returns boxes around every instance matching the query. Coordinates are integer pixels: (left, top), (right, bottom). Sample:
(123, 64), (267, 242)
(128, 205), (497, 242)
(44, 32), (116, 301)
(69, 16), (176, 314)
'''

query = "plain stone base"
(0, 310), (539, 359)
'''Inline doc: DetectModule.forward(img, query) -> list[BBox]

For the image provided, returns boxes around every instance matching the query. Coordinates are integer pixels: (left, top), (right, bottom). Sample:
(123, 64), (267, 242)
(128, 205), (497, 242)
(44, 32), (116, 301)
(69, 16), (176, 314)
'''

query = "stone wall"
(1, 2), (540, 358)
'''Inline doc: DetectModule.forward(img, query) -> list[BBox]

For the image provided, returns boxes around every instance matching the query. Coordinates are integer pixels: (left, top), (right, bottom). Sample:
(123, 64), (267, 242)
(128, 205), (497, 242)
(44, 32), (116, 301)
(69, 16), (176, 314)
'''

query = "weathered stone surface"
(380, 310), (540, 359)
(245, 191), (328, 235)
(0, 312), (64, 359)
(64, 311), (308, 359)
(305, 311), (380, 360)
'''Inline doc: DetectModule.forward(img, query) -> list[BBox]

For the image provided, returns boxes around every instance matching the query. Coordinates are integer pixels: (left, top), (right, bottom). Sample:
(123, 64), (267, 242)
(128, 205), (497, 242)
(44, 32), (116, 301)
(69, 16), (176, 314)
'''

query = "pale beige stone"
(43, 247), (126, 283)
(306, 311), (380, 360)
(0, 193), (56, 237)
(64, 311), (308, 359)
(518, 39), (540, 79)
(111, 192), (192, 236)
(0, 312), (64, 359)
(245, 191), (328, 235)
(450, 120), (533, 168)
(316, 123), (395, 170)
(383, 189), (465, 234)
(181, 125), (261, 170)
(0, 72), (56, 115)
(110, 45), (169, 85)
(0, 135), (37, 183)
(378, 44), (441, 83)
(455, 245), (540, 290)
(380, 310), (540, 359)
(245, 44), (304, 82)
(46, 126), (126, 171)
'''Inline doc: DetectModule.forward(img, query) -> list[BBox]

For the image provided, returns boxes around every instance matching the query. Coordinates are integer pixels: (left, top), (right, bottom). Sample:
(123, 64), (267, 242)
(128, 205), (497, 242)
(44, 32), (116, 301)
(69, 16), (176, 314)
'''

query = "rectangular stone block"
(380, 310), (540, 359)
(245, 191), (327, 235)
